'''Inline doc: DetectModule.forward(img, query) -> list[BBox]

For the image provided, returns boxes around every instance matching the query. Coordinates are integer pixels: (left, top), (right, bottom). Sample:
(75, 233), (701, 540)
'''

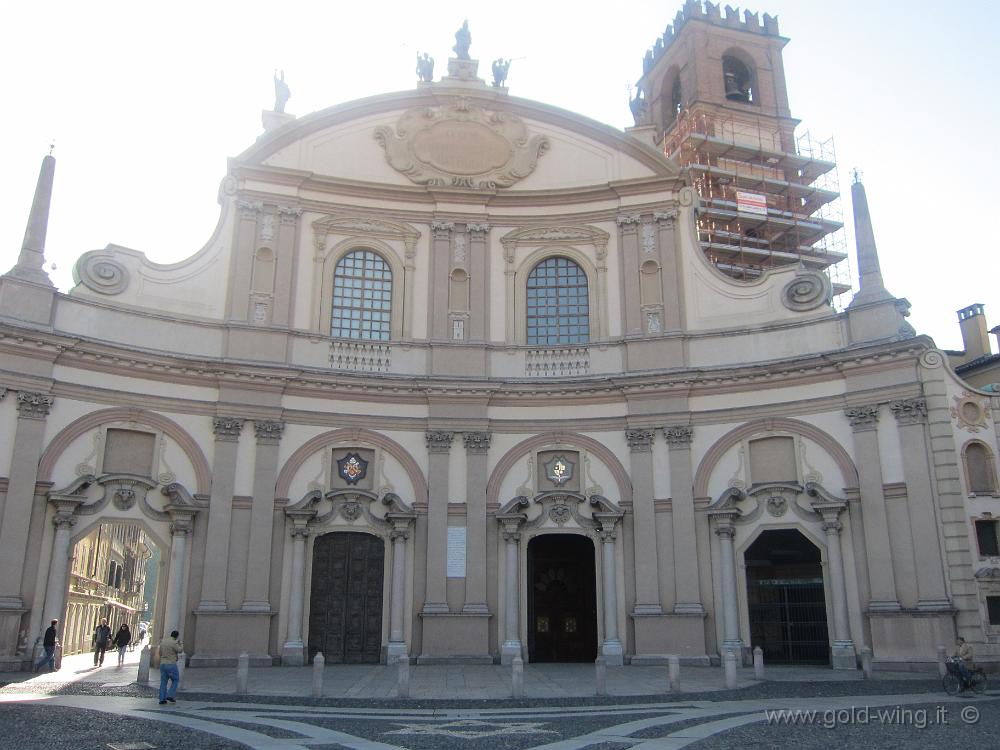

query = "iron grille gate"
(747, 576), (830, 664)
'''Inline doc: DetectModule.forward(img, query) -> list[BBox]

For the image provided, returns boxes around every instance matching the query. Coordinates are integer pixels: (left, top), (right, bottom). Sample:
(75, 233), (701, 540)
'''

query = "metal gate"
(747, 575), (829, 664)
(308, 532), (384, 664)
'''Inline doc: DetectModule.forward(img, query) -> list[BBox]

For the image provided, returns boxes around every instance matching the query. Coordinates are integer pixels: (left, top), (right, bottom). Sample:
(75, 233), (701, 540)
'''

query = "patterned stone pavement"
(2, 652), (997, 749)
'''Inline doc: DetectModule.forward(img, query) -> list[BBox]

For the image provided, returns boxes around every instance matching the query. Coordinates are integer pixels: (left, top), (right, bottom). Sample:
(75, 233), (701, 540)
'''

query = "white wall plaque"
(447, 526), (467, 578)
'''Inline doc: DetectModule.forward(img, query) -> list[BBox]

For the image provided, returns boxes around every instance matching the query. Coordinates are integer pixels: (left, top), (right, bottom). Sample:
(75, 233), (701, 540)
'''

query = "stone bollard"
(668, 655), (681, 693)
(861, 647), (873, 680)
(723, 649), (737, 689)
(511, 656), (524, 699)
(137, 645), (151, 684)
(236, 652), (250, 695)
(936, 645), (947, 678)
(595, 656), (607, 697)
(752, 646), (764, 680)
(176, 652), (186, 692)
(312, 652), (325, 699)
(396, 657), (410, 699)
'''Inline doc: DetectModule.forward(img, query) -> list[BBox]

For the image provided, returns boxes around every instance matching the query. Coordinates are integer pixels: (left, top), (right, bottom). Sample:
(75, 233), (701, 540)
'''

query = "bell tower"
(634, 2), (848, 295)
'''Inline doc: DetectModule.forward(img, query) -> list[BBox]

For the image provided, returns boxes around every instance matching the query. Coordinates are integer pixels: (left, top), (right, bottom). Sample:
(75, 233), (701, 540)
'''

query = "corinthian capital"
(463, 431), (492, 453)
(663, 425), (694, 447)
(890, 398), (927, 425)
(16, 391), (53, 420)
(845, 404), (880, 431)
(426, 430), (454, 453)
(625, 428), (655, 452)
(213, 416), (245, 441)
(253, 420), (285, 444)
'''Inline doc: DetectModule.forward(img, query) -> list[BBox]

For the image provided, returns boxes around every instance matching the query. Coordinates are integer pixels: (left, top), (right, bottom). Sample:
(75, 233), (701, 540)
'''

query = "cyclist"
(954, 636), (974, 689)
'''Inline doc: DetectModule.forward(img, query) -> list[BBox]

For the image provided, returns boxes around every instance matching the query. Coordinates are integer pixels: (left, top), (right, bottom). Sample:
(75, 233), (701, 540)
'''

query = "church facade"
(1, 5), (999, 672)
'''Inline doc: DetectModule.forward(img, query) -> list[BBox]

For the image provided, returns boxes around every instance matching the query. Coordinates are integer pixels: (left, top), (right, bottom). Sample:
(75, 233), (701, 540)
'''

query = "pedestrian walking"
(113, 623), (132, 666)
(33, 620), (58, 672)
(158, 630), (183, 705)
(92, 618), (112, 667)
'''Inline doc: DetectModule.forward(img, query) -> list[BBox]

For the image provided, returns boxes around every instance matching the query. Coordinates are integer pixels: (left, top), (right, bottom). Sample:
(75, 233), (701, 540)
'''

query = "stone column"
(41, 504), (80, 627)
(387, 527), (409, 661)
(163, 517), (193, 634)
(226, 200), (262, 321)
(654, 210), (682, 331)
(499, 519), (522, 665)
(198, 416), (243, 610)
(242, 420), (284, 611)
(714, 518), (743, 652)
(844, 405), (900, 609)
(595, 239), (609, 341)
(462, 432), (491, 614)
(281, 525), (310, 665)
(891, 398), (950, 609)
(626, 429), (661, 613)
(271, 206), (301, 327)
(403, 237), (416, 340)
(422, 431), (453, 613)
(616, 214), (642, 337)
(0, 392), (53, 609)
(665, 426), (703, 612)
(430, 221), (453, 340)
(818, 508), (856, 669)
(467, 224), (490, 341)
(598, 522), (624, 665)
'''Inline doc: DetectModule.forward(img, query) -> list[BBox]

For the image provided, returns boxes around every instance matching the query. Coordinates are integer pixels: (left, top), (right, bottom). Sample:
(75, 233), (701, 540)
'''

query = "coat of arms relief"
(374, 98), (549, 189)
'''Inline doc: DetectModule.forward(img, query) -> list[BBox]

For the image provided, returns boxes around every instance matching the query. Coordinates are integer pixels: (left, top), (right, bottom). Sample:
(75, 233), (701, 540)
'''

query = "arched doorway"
(745, 529), (830, 664)
(63, 521), (161, 656)
(527, 534), (597, 662)
(308, 532), (385, 664)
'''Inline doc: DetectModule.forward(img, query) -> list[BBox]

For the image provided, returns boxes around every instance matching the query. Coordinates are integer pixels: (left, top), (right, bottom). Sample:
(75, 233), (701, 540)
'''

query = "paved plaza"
(1, 650), (998, 749)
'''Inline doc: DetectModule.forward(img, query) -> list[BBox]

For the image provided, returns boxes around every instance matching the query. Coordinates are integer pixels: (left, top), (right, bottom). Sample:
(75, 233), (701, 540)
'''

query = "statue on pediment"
(273, 70), (291, 113)
(492, 58), (510, 87)
(416, 53), (434, 82)
(453, 20), (472, 60)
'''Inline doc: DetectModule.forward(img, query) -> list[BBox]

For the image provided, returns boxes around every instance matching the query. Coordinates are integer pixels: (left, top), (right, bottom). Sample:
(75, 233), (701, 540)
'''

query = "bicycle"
(943, 656), (988, 696)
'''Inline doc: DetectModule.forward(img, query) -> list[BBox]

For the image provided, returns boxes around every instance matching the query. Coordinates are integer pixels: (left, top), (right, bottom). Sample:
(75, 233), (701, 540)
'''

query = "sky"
(2, 0), (997, 352)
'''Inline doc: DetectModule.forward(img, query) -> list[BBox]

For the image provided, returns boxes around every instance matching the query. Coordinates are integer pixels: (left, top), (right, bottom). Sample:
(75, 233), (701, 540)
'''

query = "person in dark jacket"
(113, 623), (132, 666)
(34, 620), (58, 672)
(92, 618), (112, 666)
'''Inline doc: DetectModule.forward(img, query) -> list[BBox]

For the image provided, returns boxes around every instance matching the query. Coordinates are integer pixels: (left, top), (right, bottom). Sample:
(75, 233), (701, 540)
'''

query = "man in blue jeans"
(158, 630), (183, 704)
(34, 620), (58, 672)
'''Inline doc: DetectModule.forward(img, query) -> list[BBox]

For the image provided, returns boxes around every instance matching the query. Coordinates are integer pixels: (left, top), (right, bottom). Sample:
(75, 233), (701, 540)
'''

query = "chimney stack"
(957, 304), (990, 360)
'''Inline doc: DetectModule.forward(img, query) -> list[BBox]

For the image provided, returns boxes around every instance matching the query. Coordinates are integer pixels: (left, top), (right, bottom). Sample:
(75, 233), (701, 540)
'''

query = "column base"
(421, 602), (450, 615)
(916, 599), (954, 612)
(461, 602), (491, 615)
(240, 600), (272, 613)
(386, 641), (409, 663)
(500, 639), (523, 665)
(631, 604), (663, 616)
(832, 642), (857, 670)
(601, 639), (624, 666)
(281, 641), (305, 666)
(867, 600), (902, 613)
(632, 611), (707, 662)
(417, 612), (492, 663)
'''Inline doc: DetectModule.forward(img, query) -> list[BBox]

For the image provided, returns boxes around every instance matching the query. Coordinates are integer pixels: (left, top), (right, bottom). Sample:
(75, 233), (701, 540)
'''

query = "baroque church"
(1, 3), (999, 672)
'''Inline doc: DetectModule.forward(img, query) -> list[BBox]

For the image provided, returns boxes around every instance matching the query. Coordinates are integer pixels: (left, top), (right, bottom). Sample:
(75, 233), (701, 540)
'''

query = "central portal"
(527, 534), (597, 662)
(745, 529), (830, 664)
(308, 532), (385, 664)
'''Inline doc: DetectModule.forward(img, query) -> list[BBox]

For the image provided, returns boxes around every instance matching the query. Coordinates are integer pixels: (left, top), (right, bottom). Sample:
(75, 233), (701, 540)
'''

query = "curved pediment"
(312, 215), (421, 244)
(501, 224), (611, 249)
(238, 89), (681, 190)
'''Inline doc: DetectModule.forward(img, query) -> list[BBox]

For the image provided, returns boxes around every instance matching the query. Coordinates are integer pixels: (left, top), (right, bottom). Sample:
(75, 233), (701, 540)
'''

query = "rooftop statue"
(416, 53), (434, 83)
(629, 90), (649, 126)
(453, 20), (471, 60)
(491, 58), (510, 88)
(273, 69), (291, 113)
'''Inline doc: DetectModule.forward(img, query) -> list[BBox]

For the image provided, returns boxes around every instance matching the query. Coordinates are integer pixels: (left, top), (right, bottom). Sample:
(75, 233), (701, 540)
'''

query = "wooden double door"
(527, 534), (598, 662)
(308, 532), (385, 663)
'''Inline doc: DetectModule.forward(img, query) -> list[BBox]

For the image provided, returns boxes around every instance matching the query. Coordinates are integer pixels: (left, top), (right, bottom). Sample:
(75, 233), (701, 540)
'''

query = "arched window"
(526, 257), (590, 345)
(722, 55), (755, 104)
(964, 441), (998, 495)
(331, 249), (392, 340)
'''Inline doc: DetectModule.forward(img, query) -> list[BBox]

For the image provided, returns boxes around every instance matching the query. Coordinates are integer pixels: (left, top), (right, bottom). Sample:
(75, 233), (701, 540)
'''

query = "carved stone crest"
(952, 392), (989, 432)
(340, 499), (362, 521)
(548, 503), (571, 525)
(374, 100), (549, 189)
(765, 495), (787, 517)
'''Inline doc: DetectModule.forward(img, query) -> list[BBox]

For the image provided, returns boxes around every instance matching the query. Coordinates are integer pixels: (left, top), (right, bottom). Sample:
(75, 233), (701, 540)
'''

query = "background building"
(0, 4), (997, 672)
